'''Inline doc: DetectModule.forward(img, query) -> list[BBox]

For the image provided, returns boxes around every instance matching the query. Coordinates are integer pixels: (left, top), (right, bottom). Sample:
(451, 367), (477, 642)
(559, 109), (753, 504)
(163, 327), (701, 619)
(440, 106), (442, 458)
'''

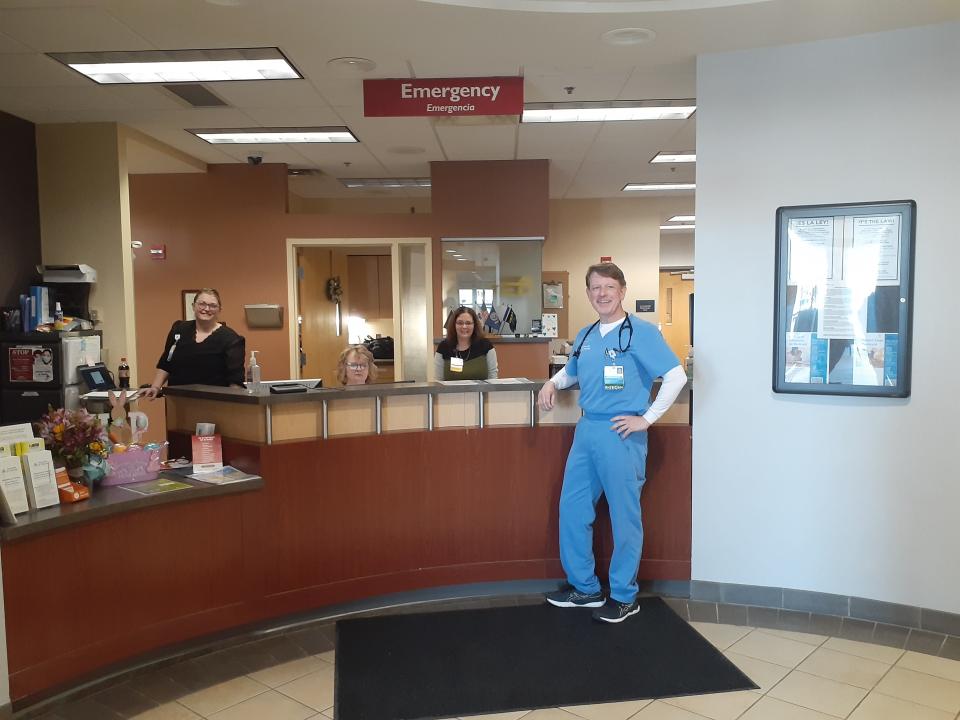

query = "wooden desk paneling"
(1, 424), (690, 706)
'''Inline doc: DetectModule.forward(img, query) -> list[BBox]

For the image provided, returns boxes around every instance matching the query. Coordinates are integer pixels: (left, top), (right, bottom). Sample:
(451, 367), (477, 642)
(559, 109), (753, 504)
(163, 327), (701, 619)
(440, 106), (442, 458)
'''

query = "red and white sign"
(363, 77), (523, 117)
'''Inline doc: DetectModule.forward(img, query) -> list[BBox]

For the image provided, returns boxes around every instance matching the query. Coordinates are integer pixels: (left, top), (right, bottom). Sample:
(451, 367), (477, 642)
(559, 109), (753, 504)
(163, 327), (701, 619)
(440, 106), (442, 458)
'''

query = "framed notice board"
(773, 200), (916, 397)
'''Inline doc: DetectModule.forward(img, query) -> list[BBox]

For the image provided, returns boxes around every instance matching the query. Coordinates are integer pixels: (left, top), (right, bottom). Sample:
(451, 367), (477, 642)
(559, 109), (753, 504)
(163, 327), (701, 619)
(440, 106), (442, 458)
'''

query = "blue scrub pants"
(558, 414), (648, 603)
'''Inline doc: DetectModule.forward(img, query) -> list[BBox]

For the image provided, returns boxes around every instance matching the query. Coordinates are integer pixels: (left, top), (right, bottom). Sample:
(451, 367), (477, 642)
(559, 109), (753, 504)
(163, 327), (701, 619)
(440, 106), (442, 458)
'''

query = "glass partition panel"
(441, 237), (543, 336)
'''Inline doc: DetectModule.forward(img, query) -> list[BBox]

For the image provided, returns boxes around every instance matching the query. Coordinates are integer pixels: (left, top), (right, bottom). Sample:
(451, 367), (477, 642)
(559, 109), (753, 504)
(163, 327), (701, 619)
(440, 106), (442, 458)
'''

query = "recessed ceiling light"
(523, 99), (695, 123)
(601, 28), (656, 46)
(668, 215), (695, 222)
(651, 151), (696, 163)
(660, 224), (696, 230)
(339, 177), (431, 189)
(190, 127), (357, 143)
(326, 56), (377, 73)
(622, 182), (696, 192)
(49, 48), (300, 84)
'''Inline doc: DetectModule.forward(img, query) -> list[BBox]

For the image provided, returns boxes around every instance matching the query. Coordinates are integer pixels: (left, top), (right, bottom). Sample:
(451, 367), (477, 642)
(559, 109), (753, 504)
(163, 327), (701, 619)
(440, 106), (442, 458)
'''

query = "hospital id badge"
(604, 365), (624, 390)
(450, 357), (464, 373)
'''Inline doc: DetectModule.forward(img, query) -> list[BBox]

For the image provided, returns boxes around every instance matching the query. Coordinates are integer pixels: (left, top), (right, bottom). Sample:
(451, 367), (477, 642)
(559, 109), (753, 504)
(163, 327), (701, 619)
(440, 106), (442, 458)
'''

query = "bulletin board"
(773, 200), (916, 397)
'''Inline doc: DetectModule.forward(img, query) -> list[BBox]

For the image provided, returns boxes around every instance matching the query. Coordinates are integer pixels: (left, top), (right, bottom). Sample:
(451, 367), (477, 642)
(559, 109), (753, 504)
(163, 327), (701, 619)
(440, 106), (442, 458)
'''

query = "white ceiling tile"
(242, 106), (347, 128)
(617, 60), (698, 100)
(375, 159), (433, 177)
(210, 79), (332, 110)
(547, 157), (581, 199)
(524, 67), (634, 103)
(332, 109), (445, 160)
(0, 6), (151, 52)
(1, 83), (140, 111)
(293, 142), (384, 168)
(0, 52), (89, 87)
(434, 122), (517, 161)
(517, 122), (600, 160)
(0, 30), (31, 52)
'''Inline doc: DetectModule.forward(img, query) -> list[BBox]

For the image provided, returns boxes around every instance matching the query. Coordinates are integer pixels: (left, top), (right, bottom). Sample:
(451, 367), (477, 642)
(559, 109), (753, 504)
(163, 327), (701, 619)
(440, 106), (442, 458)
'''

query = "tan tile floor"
(28, 618), (960, 720)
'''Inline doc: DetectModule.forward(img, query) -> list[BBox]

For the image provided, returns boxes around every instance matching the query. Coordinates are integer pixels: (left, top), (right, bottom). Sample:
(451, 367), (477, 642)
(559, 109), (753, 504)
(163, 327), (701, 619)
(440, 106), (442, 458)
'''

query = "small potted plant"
(35, 407), (109, 485)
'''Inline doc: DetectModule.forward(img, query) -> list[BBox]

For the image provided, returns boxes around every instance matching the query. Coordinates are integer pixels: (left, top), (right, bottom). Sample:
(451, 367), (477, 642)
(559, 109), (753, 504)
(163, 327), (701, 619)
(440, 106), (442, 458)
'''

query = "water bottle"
(118, 357), (130, 389)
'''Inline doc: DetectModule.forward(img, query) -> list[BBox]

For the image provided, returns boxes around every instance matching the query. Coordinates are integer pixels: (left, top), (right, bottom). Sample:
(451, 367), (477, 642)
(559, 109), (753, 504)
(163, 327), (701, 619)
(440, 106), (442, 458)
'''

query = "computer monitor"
(77, 363), (116, 392)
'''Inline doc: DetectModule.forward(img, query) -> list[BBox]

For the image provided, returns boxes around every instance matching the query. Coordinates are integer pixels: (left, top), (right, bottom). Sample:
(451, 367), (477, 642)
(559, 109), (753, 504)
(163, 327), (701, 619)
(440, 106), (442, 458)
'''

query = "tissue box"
(103, 448), (161, 486)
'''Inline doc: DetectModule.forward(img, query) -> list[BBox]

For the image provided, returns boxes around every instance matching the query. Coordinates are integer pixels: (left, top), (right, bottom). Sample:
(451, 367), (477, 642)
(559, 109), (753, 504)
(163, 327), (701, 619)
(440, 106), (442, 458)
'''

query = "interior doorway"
(286, 238), (432, 387)
(659, 269), (694, 364)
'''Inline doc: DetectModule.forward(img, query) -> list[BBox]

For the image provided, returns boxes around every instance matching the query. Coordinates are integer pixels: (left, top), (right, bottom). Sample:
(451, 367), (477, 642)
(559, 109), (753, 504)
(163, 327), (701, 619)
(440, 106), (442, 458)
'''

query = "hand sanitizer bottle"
(246, 350), (262, 393)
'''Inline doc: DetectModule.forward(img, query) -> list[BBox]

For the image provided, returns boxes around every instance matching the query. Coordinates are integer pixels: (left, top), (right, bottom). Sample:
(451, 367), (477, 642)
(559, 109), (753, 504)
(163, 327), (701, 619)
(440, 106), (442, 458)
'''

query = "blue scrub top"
(566, 315), (679, 417)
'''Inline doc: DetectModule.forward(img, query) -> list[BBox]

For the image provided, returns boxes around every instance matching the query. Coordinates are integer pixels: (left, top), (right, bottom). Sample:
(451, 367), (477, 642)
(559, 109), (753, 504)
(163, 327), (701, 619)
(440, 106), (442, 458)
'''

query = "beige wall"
(36, 122), (137, 380)
(545, 198), (663, 337)
(289, 194), (431, 215)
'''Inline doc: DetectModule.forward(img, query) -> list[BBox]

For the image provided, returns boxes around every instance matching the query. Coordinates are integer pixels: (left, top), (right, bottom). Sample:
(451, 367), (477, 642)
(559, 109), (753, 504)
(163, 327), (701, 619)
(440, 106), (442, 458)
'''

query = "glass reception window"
(773, 200), (915, 397)
(441, 237), (543, 334)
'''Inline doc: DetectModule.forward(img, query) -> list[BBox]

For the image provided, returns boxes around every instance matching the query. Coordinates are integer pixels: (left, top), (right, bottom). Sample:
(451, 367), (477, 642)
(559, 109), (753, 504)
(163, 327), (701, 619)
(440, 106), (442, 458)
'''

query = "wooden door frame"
(285, 237), (434, 380)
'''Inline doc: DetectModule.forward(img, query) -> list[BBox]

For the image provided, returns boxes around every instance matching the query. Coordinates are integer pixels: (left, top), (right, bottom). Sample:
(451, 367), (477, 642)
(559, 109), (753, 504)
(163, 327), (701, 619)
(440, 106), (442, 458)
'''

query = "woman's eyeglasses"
(195, 302), (220, 310)
(455, 321), (474, 327)
(347, 362), (368, 371)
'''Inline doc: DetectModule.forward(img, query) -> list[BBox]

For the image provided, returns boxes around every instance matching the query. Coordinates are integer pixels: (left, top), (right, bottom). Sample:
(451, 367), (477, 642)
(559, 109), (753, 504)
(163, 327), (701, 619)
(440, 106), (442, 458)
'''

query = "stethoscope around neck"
(571, 314), (633, 359)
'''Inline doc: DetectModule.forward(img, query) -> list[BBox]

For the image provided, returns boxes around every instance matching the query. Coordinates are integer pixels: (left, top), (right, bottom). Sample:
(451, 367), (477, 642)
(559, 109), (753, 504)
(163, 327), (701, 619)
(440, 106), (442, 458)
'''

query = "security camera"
(247, 155), (263, 165)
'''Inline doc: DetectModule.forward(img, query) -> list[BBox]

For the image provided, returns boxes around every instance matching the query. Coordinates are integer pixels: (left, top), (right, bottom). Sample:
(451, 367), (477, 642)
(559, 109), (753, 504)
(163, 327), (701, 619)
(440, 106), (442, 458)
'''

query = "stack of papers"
(188, 465), (260, 485)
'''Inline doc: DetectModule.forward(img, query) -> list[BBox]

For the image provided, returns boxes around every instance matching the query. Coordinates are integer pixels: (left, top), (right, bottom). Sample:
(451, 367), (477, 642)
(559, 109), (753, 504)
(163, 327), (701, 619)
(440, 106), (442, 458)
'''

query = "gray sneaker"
(592, 598), (640, 623)
(545, 587), (605, 608)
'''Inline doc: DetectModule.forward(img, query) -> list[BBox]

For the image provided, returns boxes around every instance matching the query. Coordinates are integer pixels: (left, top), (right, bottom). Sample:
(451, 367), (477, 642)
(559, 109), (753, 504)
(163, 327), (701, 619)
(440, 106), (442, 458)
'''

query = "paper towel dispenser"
(36, 264), (97, 283)
(244, 304), (283, 329)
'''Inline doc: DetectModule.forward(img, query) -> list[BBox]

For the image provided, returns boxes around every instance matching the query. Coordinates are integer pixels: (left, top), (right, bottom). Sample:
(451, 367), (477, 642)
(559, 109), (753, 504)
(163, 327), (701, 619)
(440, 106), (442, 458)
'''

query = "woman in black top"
(434, 306), (498, 380)
(142, 288), (245, 398)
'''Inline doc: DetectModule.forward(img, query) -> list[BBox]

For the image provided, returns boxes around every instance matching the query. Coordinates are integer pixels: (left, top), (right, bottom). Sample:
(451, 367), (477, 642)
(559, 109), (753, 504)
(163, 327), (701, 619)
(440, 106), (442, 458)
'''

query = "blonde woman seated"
(337, 345), (379, 386)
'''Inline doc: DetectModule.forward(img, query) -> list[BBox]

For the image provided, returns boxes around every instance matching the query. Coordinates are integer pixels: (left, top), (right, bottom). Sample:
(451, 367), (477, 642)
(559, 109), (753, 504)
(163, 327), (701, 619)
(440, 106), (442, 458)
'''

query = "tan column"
(36, 122), (137, 383)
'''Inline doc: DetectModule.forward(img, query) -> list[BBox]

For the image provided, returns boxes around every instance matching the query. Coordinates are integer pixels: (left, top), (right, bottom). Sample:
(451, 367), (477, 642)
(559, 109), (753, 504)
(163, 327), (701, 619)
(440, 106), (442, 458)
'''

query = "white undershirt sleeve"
(642, 365), (687, 425)
(549, 364), (577, 390)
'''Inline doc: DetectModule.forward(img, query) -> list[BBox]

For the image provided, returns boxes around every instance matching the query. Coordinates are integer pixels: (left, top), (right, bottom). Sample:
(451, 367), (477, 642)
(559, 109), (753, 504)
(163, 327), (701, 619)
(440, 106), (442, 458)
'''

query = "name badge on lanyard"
(604, 364), (624, 390)
(450, 357), (464, 373)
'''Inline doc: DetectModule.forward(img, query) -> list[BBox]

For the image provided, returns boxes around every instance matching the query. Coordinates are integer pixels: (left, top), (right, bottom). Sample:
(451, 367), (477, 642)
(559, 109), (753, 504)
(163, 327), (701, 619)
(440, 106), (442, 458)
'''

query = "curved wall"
(694, 21), (960, 612)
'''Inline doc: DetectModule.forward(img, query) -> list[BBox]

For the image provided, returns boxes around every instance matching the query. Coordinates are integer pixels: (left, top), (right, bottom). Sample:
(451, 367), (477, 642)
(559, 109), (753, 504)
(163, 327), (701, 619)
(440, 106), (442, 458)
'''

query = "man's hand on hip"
(611, 414), (650, 438)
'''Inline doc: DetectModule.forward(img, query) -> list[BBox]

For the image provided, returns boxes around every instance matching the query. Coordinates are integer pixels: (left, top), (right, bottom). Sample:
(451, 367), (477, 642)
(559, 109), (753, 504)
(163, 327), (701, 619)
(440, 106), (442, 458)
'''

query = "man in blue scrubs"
(538, 263), (687, 623)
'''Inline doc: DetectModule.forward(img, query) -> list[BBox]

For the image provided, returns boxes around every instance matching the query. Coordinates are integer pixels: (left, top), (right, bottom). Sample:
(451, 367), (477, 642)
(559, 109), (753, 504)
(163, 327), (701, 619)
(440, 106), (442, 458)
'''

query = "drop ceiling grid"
(0, 5), (151, 53)
(433, 122), (518, 161)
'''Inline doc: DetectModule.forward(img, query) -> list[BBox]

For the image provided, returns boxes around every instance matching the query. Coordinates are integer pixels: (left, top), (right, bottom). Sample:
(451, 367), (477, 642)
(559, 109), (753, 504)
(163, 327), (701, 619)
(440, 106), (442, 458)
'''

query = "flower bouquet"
(35, 407), (109, 480)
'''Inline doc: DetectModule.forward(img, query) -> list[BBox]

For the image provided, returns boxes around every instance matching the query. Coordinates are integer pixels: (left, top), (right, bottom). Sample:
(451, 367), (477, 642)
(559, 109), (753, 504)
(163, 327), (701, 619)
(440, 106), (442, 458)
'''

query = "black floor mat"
(335, 597), (756, 720)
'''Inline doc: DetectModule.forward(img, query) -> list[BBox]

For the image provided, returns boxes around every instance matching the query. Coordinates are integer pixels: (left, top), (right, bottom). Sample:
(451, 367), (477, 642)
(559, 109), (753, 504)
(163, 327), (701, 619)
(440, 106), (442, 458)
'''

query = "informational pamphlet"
(191, 434), (223, 473)
(187, 465), (260, 485)
(120, 478), (193, 495)
(0, 455), (30, 520)
(20, 450), (60, 510)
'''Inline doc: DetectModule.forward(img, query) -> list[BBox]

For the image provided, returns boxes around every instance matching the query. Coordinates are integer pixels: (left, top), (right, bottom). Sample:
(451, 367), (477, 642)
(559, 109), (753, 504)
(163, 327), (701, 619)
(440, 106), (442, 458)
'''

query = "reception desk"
(0, 380), (690, 706)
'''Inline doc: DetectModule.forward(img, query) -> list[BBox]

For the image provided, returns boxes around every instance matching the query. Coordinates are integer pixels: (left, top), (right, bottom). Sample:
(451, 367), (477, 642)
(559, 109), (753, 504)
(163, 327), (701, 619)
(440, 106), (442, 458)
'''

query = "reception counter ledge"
(1, 381), (691, 707)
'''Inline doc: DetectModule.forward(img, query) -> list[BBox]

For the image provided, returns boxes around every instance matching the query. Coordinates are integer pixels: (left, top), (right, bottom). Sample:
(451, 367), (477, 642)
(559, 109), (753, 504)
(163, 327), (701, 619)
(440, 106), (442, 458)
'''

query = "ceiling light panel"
(49, 48), (300, 85)
(659, 224), (696, 230)
(668, 215), (696, 222)
(189, 127), (357, 144)
(522, 99), (695, 123)
(622, 183), (696, 191)
(339, 178), (431, 189)
(651, 151), (696, 163)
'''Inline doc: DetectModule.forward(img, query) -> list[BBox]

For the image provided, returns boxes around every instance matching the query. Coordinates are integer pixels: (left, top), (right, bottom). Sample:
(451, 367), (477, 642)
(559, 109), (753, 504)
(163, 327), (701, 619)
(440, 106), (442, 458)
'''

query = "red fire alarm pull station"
(149, 245), (166, 259)
(600, 256), (612, 263)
